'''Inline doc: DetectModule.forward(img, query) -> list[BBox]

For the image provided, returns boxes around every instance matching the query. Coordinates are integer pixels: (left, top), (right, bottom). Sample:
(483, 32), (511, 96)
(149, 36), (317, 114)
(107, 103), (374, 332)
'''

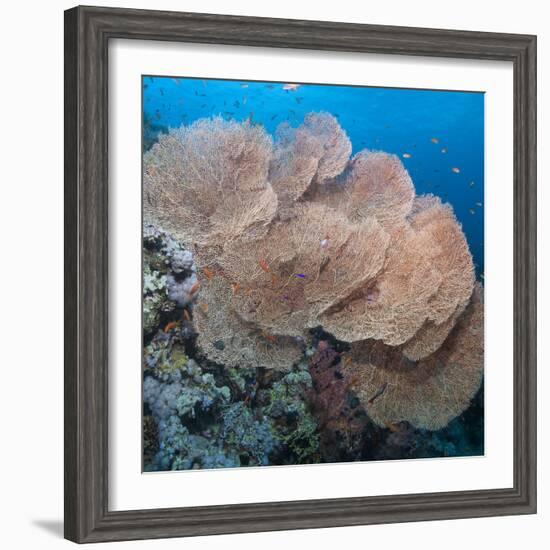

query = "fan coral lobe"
(219, 202), (389, 336)
(317, 150), (415, 229)
(143, 117), (277, 249)
(193, 276), (304, 370)
(269, 113), (352, 218)
(340, 284), (484, 430)
(144, 111), (482, 430)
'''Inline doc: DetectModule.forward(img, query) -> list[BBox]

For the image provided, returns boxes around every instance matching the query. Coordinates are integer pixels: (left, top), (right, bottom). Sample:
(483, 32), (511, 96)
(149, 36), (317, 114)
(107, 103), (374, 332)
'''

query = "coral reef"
(307, 340), (370, 461)
(142, 301), (320, 469)
(142, 224), (197, 339)
(142, 110), (484, 462)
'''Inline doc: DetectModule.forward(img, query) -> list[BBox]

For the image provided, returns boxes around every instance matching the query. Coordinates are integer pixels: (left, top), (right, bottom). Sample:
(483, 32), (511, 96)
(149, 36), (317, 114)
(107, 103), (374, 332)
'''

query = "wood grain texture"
(64, 5), (537, 543)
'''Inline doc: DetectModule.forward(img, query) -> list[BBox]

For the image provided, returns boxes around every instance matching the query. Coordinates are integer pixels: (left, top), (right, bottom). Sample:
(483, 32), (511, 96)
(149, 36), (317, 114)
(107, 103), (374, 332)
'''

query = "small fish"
(233, 100), (240, 108)
(430, 137), (439, 144)
(402, 153), (412, 159)
(441, 147), (448, 154)
(199, 302), (209, 314)
(480, 273), (485, 280)
(476, 202), (483, 207)
(243, 96), (247, 105)
(282, 83), (300, 91)
(469, 181), (475, 187)
(201, 267), (214, 280)
(258, 258), (270, 273)
(385, 422), (404, 433)
(368, 382), (388, 405)
(172, 78), (180, 85)
(231, 282), (240, 295)
(189, 282), (200, 295)
(469, 208), (476, 215)
(320, 238), (330, 249)
(240, 83), (249, 88)
(270, 114), (278, 120)
(183, 309), (191, 322)
(343, 356), (352, 367)
(149, 76), (155, 83)
(143, 84), (149, 90)
(295, 97), (303, 104)
(159, 88), (164, 96)
(295, 273), (306, 279)
(366, 287), (379, 304)
(262, 331), (277, 345)
(452, 167), (461, 174)
(271, 273), (278, 286)
(164, 321), (178, 333)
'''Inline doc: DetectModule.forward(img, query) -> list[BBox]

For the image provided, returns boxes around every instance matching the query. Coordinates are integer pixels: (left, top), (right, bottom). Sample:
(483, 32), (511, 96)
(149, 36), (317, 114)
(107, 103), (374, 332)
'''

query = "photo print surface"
(142, 76), (485, 472)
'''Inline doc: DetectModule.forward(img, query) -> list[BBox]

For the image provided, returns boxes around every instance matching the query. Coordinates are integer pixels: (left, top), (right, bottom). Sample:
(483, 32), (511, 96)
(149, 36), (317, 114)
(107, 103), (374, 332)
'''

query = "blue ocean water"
(143, 76), (484, 277)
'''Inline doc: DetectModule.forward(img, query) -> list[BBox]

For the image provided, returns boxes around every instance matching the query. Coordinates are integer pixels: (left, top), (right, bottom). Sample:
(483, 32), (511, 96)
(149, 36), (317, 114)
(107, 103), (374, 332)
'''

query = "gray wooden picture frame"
(64, 5), (537, 543)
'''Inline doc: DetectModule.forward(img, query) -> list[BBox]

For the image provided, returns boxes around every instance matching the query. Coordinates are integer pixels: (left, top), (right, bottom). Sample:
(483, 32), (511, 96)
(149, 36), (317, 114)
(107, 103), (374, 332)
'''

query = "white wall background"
(0, 1), (546, 548)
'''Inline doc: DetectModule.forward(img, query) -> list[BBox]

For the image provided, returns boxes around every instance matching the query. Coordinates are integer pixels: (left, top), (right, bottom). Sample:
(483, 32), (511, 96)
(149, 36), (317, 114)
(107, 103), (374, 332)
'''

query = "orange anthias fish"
(164, 321), (178, 333)
(202, 266), (214, 280)
(402, 153), (412, 159)
(430, 137), (439, 144)
(231, 282), (240, 295)
(282, 83), (300, 91)
(258, 258), (270, 273)
(262, 331), (277, 344)
(451, 167), (461, 174)
(189, 282), (200, 295)
(183, 309), (191, 322)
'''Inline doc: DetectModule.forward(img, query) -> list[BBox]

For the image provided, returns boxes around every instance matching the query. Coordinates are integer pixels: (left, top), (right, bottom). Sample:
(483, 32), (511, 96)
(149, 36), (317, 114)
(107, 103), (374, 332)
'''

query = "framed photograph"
(64, 5), (537, 543)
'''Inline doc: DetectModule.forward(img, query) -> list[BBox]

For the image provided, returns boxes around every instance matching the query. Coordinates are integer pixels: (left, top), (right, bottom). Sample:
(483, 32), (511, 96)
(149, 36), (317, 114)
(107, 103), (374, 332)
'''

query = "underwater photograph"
(142, 76), (485, 472)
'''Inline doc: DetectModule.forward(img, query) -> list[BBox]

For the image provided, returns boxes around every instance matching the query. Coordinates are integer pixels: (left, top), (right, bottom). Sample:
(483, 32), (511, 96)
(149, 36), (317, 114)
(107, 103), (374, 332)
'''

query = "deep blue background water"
(143, 76), (484, 278)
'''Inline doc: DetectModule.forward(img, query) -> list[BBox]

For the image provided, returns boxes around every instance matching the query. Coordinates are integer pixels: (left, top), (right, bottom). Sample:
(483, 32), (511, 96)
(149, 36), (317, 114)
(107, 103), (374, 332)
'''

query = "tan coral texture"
(144, 112), (483, 429)
(341, 284), (484, 430)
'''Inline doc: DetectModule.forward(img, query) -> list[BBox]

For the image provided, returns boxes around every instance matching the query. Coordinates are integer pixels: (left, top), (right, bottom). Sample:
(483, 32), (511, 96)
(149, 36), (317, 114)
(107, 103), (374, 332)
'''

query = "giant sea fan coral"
(219, 202), (389, 336)
(144, 112), (482, 430)
(194, 276), (304, 370)
(143, 117), (277, 249)
(315, 150), (415, 229)
(340, 284), (484, 430)
(320, 195), (475, 352)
